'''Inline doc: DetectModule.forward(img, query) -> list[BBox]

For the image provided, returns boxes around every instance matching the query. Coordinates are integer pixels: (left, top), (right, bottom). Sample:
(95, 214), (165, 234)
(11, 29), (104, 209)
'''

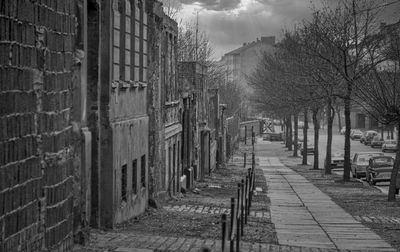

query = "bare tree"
(354, 20), (400, 200)
(300, 0), (386, 181)
(159, 0), (182, 20)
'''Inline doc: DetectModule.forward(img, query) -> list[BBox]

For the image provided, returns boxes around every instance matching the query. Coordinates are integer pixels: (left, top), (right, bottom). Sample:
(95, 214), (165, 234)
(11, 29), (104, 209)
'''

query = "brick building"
(0, 0), (83, 251)
(0, 0), (229, 250)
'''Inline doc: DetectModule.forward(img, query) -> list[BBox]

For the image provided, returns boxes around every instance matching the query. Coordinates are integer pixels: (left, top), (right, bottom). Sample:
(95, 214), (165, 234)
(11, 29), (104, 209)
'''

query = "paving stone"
(167, 237), (187, 251)
(114, 248), (153, 252)
(148, 236), (168, 249)
(159, 237), (178, 250)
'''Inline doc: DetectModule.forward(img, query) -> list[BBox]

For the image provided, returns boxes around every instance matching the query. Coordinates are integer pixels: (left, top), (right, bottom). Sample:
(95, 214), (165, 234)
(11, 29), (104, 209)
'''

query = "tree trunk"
(288, 115), (293, 151)
(388, 121), (400, 201)
(285, 117), (290, 148)
(293, 113), (298, 157)
(343, 95), (352, 182)
(312, 109), (320, 170)
(391, 126), (394, 139)
(302, 109), (308, 165)
(325, 102), (335, 175)
(337, 106), (342, 133)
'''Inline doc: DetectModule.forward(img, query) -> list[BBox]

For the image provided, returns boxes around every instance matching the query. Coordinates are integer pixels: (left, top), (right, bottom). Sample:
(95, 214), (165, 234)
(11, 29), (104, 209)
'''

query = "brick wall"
(0, 1), (77, 251)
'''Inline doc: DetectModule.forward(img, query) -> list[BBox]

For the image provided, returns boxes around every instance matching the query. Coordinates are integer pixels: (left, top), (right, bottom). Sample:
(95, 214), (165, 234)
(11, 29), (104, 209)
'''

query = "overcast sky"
(174, 0), (400, 60)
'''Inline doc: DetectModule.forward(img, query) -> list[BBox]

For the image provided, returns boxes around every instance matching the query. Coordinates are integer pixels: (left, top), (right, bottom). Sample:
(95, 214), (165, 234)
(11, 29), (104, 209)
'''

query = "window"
(132, 159), (137, 194)
(121, 164), (127, 202)
(141, 155), (146, 188)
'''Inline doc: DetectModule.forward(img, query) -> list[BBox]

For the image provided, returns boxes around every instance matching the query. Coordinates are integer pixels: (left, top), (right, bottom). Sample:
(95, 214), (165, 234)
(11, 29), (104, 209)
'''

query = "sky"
(172, 0), (400, 60)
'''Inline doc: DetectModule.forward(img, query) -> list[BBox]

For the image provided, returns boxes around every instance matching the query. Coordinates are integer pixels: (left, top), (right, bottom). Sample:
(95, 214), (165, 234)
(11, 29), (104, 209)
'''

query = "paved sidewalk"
(259, 155), (395, 251)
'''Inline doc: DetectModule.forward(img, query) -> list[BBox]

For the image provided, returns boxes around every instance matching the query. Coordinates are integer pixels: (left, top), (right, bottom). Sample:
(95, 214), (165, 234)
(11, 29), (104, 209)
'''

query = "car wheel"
(368, 174), (376, 185)
(354, 170), (359, 179)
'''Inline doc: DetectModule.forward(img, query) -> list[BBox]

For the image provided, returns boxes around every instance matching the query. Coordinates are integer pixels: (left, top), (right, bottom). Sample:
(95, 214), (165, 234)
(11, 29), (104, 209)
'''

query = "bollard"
(222, 214), (227, 252)
(247, 168), (252, 211)
(245, 126), (247, 145)
(230, 198), (235, 252)
(245, 176), (248, 224)
(251, 126), (254, 144)
(244, 152), (247, 168)
(236, 184), (241, 251)
(241, 180), (244, 236)
(236, 208), (240, 251)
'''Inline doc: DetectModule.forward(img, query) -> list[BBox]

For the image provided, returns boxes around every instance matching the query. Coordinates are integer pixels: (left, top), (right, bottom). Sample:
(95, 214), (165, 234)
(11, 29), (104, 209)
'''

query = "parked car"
(366, 156), (395, 185)
(263, 132), (283, 141)
(351, 152), (384, 178)
(350, 129), (363, 140)
(360, 132), (367, 144)
(370, 135), (384, 148)
(340, 126), (346, 135)
(325, 152), (344, 169)
(382, 140), (398, 152)
(363, 130), (379, 145)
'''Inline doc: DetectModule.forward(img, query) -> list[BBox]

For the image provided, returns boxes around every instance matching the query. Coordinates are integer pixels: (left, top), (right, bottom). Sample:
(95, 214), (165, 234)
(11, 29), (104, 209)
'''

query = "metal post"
(241, 180), (244, 236)
(244, 152), (246, 168)
(248, 168), (252, 211)
(236, 209), (240, 252)
(252, 131), (255, 152)
(245, 176), (248, 224)
(230, 198), (235, 252)
(245, 126), (247, 145)
(236, 184), (241, 251)
(222, 214), (227, 252)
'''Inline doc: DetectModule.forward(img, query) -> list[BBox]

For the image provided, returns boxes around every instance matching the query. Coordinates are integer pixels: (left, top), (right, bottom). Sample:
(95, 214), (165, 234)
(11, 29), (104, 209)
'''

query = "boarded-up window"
(132, 159), (137, 194)
(121, 164), (127, 202)
(141, 155), (146, 187)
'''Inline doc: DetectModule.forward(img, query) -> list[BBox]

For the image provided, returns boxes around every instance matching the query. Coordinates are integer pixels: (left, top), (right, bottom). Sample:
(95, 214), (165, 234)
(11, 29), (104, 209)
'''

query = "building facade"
(89, 0), (149, 228)
(147, 1), (182, 197)
(0, 1), (229, 251)
(220, 36), (275, 117)
(221, 36), (276, 90)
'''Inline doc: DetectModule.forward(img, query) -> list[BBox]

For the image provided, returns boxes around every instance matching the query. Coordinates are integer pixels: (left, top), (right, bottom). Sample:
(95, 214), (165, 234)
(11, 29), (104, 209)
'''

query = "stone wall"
(0, 0), (77, 251)
(147, 1), (180, 197)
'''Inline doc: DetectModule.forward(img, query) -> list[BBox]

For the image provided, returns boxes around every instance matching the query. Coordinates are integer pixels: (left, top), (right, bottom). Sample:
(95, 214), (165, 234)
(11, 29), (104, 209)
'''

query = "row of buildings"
(0, 1), (236, 251)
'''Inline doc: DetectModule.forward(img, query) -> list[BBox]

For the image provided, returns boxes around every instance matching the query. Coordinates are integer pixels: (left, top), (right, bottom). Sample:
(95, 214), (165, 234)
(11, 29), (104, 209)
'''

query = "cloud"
(191, 0), (313, 59)
(177, 0), (400, 60)
(179, 0), (241, 11)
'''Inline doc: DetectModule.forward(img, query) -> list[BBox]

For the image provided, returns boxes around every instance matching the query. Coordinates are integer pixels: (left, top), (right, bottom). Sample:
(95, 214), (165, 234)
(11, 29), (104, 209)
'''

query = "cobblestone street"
(73, 139), (399, 252)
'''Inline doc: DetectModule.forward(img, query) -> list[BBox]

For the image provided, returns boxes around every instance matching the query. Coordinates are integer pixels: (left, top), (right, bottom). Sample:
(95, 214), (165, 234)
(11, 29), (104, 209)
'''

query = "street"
(275, 124), (397, 193)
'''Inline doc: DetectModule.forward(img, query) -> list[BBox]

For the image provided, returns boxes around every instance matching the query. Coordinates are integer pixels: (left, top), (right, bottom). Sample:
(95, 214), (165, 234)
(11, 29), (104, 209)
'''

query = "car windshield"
(358, 153), (383, 163)
(372, 157), (394, 166)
